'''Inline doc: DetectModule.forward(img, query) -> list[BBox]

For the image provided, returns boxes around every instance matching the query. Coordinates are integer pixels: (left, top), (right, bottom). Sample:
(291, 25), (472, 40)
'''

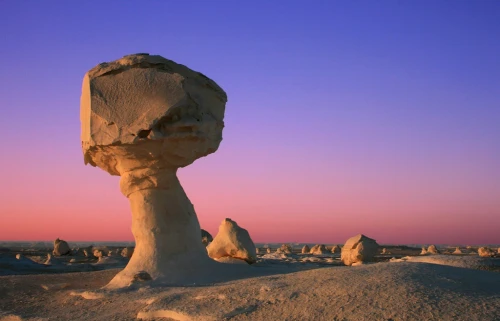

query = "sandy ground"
(1, 253), (499, 321)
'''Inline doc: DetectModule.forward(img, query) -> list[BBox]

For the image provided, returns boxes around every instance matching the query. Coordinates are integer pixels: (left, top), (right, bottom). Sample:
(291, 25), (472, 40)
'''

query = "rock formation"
(121, 247), (134, 258)
(427, 245), (439, 255)
(81, 53), (228, 288)
(201, 229), (213, 246)
(302, 245), (310, 254)
(52, 238), (70, 256)
(341, 234), (379, 266)
(420, 247), (427, 255)
(310, 244), (327, 255)
(277, 244), (293, 254)
(256, 247), (260, 254)
(331, 245), (340, 253)
(207, 218), (257, 264)
(266, 248), (272, 254)
(381, 248), (387, 254)
(452, 247), (462, 254)
(478, 247), (494, 257)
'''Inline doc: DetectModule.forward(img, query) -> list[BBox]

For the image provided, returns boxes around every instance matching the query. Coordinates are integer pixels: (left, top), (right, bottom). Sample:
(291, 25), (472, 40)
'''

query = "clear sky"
(0, 1), (499, 245)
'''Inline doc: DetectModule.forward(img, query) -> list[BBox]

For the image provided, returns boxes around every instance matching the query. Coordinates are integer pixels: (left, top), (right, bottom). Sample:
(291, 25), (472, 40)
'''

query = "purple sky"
(0, 1), (499, 244)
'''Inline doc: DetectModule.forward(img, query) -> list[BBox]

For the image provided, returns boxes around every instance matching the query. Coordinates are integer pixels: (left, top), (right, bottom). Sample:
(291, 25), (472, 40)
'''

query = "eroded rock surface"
(341, 234), (379, 266)
(53, 238), (70, 256)
(310, 244), (327, 255)
(207, 218), (257, 264)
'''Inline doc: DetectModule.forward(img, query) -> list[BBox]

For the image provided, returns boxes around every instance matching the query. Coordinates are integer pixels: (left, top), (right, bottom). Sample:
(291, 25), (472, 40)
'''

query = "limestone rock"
(331, 245), (340, 254)
(277, 244), (293, 254)
(266, 248), (271, 254)
(341, 234), (379, 266)
(256, 247), (260, 254)
(207, 218), (256, 264)
(45, 254), (63, 265)
(427, 245), (439, 255)
(452, 247), (462, 254)
(478, 247), (494, 257)
(93, 249), (105, 258)
(302, 245), (310, 254)
(381, 248), (387, 254)
(201, 229), (213, 246)
(121, 247), (135, 258)
(53, 238), (70, 256)
(420, 247), (427, 255)
(310, 244), (327, 255)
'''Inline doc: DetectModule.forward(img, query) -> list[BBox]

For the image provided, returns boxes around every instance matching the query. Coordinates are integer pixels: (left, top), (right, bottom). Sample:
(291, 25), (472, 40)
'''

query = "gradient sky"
(0, 1), (499, 245)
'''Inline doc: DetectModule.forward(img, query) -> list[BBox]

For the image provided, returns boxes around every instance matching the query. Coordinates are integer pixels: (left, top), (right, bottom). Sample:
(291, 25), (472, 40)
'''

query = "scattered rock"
(427, 245), (439, 255)
(201, 229), (213, 246)
(277, 244), (293, 254)
(420, 247), (427, 255)
(207, 218), (257, 264)
(121, 247), (134, 258)
(301, 245), (310, 254)
(452, 247), (462, 255)
(331, 245), (340, 254)
(341, 234), (379, 266)
(310, 244), (327, 255)
(266, 248), (272, 254)
(52, 238), (70, 256)
(478, 247), (494, 257)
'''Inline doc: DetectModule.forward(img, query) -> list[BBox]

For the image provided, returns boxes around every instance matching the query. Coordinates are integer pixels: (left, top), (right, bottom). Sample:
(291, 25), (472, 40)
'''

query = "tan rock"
(81, 53), (227, 288)
(121, 247), (134, 258)
(266, 248), (272, 254)
(478, 247), (494, 257)
(420, 247), (427, 255)
(277, 244), (293, 254)
(381, 248), (387, 254)
(201, 229), (213, 246)
(207, 218), (256, 264)
(301, 245), (310, 254)
(52, 238), (70, 256)
(427, 245), (439, 255)
(452, 247), (462, 254)
(341, 234), (379, 266)
(310, 244), (327, 255)
(331, 245), (340, 254)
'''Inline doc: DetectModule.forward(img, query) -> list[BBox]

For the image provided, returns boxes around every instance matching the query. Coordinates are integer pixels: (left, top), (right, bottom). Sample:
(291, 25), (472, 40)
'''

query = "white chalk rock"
(427, 245), (439, 255)
(207, 218), (257, 264)
(266, 248), (272, 254)
(310, 244), (327, 255)
(52, 238), (70, 256)
(301, 245), (310, 254)
(121, 247), (135, 258)
(478, 247), (494, 257)
(341, 234), (379, 266)
(452, 247), (462, 254)
(277, 244), (293, 254)
(420, 247), (427, 255)
(331, 245), (340, 254)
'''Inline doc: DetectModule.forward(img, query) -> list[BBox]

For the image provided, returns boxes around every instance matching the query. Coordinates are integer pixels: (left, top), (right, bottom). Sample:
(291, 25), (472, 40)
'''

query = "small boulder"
(302, 245), (310, 254)
(420, 247), (427, 255)
(478, 247), (494, 257)
(201, 229), (213, 246)
(310, 244), (327, 255)
(452, 247), (462, 255)
(381, 248), (387, 254)
(276, 244), (293, 254)
(341, 234), (379, 266)
(121, 247), (134, 258)
(331, 245), (340, 254)
(207, 218), (257, 264)
(266, 248), (271, 254)
(427, 245), (439, 255)
(52, 238), (70, 256)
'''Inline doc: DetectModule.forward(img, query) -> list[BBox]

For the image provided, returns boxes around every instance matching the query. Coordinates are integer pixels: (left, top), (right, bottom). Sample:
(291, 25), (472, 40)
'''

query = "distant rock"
(52, 238), (70, 256)
(452, 247), (462, 255)
(207, 218), (257, 264)
(427, 245), (439, 255)
(256, 247), (260, 254)
(331, 245), (340, 254)
(381, 248), (387, 254)
(121, 247), (134, 258)
(201, 229), (213, 246)
(420, 247), (427, 255)
(277, 244), (293, 254)
(478, 247), (494, 257)
(310, 244), (327, 255)
(302, 245), (310, 254)
(93, 249), (105, 258)
(266, 248), (271, 254)
(341, 234), (379, 266)
(44, 254), (63, 266)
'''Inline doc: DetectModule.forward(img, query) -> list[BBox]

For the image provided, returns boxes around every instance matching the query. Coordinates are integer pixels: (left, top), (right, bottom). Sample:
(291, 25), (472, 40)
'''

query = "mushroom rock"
(266, 248), (272, 254)
(420, 247), (427, 255)
(427, 245), (439, 255)
(301, 245), (310, 254)
(121, 247), (135, 258)
(207, 218), (256, 264)
(452, 247), (462, 255)
(341, 234), (379, 266)
(478, 247), (494, 257)
(53, 238), (71, 256)
(310, 244), (327, 255)
(81, 53), (228, 288)
(277, 244), (293, 254)
(331, 245), (340, 254)
(201, 229), (213, 246)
